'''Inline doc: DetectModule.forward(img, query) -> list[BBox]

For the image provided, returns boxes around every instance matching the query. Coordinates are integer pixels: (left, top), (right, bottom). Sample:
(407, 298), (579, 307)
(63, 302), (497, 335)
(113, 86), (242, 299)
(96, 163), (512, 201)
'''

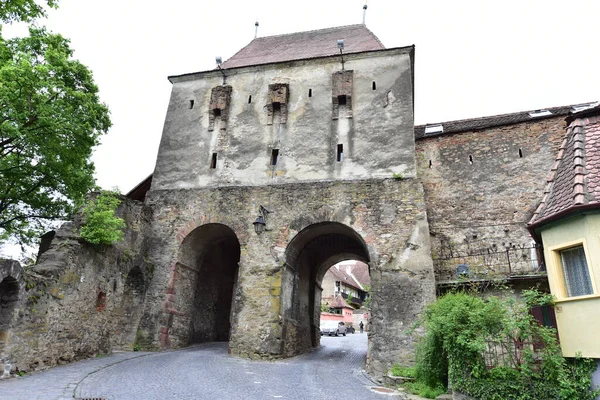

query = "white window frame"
(549, 238), (597, 300)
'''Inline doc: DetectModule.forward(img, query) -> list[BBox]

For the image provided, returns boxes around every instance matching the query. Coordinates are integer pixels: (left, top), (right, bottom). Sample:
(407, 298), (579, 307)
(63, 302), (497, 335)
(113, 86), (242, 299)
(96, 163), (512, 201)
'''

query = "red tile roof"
(326, 262), (370, 291)
(221, 24), (385, 69)
(529, 104), (600, 226)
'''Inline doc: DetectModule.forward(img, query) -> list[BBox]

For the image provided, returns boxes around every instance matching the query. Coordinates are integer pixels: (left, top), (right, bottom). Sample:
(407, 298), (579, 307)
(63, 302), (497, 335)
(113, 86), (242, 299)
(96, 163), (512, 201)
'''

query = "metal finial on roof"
(254, 20), (259, 39)
(362, 2), (368, 25)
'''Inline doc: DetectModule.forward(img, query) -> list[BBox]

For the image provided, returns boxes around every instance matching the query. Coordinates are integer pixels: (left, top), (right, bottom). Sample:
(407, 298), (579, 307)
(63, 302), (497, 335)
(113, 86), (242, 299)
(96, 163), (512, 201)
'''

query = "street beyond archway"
(0, 334), (399, 399)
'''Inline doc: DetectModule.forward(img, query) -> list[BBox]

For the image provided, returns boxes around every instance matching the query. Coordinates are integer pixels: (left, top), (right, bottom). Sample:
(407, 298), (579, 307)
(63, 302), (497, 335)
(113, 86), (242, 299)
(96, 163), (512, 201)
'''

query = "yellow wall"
(540, 212), (600, 358)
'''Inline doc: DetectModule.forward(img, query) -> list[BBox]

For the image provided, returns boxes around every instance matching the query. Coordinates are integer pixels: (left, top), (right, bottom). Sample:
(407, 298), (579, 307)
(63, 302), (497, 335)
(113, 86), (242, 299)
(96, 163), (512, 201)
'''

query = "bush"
(412, 290), (600, 400)
(80, 190), (125, 245)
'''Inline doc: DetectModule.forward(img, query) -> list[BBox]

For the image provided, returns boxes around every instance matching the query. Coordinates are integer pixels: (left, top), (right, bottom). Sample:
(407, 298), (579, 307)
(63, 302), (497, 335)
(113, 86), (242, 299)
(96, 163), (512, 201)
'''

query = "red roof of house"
(221, 24), (385, 69)
(529, 103), (600, 227)
(327, 262), (370, 291)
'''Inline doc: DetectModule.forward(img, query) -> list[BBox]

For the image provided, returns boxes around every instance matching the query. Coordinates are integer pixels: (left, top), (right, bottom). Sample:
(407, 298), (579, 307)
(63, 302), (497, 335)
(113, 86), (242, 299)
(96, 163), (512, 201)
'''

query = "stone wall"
(153, 47), (415, 189)
(138, 177), (435, 377)
(2, 197), (149, 373)
(415, 116), (567, 282)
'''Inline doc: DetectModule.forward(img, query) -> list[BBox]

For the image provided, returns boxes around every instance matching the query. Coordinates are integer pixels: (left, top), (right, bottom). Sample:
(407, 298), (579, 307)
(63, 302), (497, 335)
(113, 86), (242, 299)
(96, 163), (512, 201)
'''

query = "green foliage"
(0, 0), (58, 23)
(133, 344), (141, 352)
(0, 26), (111, 245)
(412, 290), (600, 400)
(392, 172), (404, 180)
(363, 284), (371, 309)
(390, 363), (416, 378)
(80, 190), (125, 245)
(522, 288), (555, 307)
(404, 381), (446, 399)
(320, 302), (330, 312)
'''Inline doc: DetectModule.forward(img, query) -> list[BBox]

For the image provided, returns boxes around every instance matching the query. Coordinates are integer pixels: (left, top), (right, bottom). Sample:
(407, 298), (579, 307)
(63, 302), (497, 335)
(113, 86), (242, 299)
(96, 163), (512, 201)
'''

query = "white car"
(320, 321), (347, 336)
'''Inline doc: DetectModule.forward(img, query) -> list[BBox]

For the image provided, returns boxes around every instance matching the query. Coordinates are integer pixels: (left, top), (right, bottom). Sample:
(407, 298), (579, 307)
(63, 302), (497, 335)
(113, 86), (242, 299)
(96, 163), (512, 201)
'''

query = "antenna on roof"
(362, 1), (368, 25)
(254, 20), (259, 39)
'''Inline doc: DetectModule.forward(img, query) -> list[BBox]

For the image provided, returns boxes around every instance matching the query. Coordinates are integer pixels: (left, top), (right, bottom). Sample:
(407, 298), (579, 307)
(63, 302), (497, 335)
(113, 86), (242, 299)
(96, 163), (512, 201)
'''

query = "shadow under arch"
(175, 223), (241, 345)
(282, 222), (371, 354)
(0, 276), (19, 353)
(119, 266), (147, 349)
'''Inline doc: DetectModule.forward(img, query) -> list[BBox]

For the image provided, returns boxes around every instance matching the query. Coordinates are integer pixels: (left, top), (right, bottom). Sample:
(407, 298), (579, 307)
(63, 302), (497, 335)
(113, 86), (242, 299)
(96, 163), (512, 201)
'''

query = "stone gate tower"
(138, 24), (436, 375)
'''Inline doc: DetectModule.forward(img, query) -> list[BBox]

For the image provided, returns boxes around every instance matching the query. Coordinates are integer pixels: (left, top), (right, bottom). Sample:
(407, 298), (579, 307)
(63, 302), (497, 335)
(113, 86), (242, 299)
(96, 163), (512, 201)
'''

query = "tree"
(0, 26), (111, 245)
(0, 0), (58, 24)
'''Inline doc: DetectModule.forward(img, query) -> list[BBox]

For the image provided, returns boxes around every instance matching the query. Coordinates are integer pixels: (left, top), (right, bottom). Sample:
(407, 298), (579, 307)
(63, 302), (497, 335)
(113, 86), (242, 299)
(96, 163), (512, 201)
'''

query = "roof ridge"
(251, 24), (367, 41)
(415, 102), (595, 128)
(362, 24), (385, 48)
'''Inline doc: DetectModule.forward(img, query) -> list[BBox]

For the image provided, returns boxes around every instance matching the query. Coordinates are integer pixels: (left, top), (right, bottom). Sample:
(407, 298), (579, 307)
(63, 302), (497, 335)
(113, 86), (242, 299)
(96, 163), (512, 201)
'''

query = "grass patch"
(390, 363), (416, 377)
(404, 381), (446, 399)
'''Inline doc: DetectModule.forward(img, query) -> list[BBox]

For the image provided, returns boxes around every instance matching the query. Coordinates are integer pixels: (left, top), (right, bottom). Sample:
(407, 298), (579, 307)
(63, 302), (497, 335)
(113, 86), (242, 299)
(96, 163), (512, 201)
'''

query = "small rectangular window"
(337, 95), (347, 106)
(308, 89), (312, 97)
(213, 108), (222, 117)
(270, 149), (279, 166)
(372, 81), (377, 90)
(337, 144), (343, 162)
(210, 153), (217, 169)
(189, 100), (194, 109)
(248, 95), (252, 104)
(560, 245), (593, 297)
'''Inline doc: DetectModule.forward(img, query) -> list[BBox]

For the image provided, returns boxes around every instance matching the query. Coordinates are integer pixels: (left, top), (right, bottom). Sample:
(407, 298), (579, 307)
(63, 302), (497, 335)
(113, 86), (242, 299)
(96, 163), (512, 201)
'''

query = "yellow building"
(528, 103), (600, 388)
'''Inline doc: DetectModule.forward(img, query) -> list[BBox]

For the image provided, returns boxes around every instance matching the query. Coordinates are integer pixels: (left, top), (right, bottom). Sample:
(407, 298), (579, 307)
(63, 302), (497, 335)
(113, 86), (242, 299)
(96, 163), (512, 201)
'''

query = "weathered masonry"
(0, 24), (594, 379)
(140, 24), (434, 376)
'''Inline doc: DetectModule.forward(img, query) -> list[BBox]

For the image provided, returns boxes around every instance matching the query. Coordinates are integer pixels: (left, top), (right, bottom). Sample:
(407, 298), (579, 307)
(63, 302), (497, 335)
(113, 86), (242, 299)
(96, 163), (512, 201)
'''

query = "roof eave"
(167, 45), (415, 84)
(527, 203), (600, 241)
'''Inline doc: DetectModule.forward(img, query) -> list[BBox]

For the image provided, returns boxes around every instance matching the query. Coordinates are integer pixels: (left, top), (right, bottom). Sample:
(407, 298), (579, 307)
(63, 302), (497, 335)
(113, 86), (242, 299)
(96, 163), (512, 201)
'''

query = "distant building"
(321, 260), (369, 309)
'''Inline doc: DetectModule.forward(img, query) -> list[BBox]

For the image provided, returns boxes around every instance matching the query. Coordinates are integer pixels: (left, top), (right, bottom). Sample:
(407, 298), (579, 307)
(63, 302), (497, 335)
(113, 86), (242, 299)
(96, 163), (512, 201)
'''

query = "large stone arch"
(0, 259), (23, 358)
(163, 223), (241, 348)
(280, 222), (371, 355)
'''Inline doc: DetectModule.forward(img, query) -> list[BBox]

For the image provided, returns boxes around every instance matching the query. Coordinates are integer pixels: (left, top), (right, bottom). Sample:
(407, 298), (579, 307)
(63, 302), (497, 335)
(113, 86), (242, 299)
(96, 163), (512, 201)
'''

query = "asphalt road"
(0, 332), (397, 400)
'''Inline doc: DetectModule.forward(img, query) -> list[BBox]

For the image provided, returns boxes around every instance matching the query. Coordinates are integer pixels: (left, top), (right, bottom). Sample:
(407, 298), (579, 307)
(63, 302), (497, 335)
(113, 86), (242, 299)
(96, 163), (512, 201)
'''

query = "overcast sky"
(4, 0), (600, 193)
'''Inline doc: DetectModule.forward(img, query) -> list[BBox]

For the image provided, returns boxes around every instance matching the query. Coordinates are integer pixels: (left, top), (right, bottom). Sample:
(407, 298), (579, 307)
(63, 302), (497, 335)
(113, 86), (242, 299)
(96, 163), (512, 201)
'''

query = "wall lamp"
(253, 205), (271, 235)
(216, 56), (226, 83)
(337, 39), (345, 70)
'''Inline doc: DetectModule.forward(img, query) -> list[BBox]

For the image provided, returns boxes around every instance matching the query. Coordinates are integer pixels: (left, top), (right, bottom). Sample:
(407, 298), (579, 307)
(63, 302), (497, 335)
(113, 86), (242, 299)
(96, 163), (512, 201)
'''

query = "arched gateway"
(165, 223), (241, 347)
(281, 222), (370, 354)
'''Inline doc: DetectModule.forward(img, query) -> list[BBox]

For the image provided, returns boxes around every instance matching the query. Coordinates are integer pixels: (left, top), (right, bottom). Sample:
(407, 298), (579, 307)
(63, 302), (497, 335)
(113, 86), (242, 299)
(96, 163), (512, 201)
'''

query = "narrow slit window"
(189, 100), (194, 109)
(372, 81), (377, 90)
(248, 95), (252, 104)
(308, 89), (312, 98)
(519, 148), (523, 158)
(210, 153), (217, 169)
(469, 154), (473, 165)
(270, 149), (279, 166)
(337, 95), (347, 106)
(337, 144), (344, 162)
(428, 160), (432, 168)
